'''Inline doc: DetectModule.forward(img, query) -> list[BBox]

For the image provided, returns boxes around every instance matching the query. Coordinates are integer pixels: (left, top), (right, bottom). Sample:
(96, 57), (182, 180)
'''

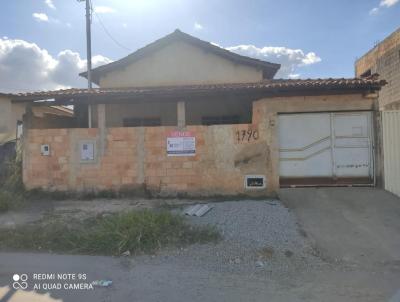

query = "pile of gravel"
(187, 200), (306, 252)
(145, 200), (323, 276)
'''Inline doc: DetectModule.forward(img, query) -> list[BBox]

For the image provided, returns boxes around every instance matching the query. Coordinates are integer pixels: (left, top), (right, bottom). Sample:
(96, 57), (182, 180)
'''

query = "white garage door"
(279, 112), (373, 185)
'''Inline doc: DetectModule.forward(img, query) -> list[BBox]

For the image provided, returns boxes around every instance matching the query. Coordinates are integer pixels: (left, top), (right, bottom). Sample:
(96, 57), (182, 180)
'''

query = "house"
(0, 94), (73, 180)
(356, 27), (400, 197)
(8, 30), (385, 196)
(0, 95), (73, 145)
(355, 27), (400, 110)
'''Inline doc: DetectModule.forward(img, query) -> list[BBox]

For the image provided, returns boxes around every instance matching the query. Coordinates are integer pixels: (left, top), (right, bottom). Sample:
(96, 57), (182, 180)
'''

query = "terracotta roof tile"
(8, 78), (386, 102)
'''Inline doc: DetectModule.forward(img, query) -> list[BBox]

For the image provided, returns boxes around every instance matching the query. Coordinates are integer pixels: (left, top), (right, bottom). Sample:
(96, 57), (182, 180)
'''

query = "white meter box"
(41, 144), (50, 156)
(79, 141), (96, 162)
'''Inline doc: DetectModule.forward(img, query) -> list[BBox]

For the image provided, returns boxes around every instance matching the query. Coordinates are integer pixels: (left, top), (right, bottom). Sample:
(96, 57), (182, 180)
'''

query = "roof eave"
(10, 85), (383, 104)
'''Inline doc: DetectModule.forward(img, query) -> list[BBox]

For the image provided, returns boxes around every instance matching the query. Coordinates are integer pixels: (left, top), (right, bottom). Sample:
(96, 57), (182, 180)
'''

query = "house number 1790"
(236, 129), (259, 143)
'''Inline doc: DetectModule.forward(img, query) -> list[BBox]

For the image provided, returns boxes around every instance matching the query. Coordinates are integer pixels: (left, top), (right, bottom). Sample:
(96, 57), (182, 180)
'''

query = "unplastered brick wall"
(23, 122), (272, 196)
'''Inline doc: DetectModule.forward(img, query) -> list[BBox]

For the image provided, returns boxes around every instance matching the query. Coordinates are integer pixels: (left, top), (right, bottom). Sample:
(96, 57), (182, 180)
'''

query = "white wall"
(99, 41), (263, 88)
(382, 110), (400, 197)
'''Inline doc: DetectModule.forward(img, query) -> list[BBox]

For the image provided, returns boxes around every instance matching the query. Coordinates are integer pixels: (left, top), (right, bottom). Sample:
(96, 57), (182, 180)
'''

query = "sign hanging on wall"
(167, 131), (196, 156)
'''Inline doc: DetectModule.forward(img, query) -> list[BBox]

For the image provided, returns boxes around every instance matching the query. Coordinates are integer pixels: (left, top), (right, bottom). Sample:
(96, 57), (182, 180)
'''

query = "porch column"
(177, 101), (186, 128)
(88, 104), (92, 128)
(97, 104), (106, 155)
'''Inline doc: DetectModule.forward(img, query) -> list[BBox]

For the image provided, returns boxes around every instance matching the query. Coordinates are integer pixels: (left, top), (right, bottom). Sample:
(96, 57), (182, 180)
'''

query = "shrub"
(0, 190), (24, 213)
(2, 151), (23, 192)
(0, 192), (10, 212)
(0, 152), (24, 212)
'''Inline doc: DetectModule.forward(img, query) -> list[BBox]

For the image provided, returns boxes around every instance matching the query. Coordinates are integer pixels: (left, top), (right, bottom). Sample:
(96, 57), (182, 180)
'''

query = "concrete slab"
(279, 187), (400, 265)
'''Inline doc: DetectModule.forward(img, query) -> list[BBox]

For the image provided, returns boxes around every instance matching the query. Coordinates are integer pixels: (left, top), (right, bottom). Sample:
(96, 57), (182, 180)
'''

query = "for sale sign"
(167, 131), (196, 156)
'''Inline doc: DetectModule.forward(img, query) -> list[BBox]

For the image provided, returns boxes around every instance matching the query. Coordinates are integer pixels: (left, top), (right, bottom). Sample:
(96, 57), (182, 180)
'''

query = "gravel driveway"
(141, 200), (324, 278)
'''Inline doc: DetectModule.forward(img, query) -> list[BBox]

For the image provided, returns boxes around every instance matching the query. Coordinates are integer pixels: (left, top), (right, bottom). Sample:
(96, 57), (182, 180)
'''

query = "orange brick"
(171, 162), (182, 169)
(54, 136), (63, 143)
(182, 162), (192, 169)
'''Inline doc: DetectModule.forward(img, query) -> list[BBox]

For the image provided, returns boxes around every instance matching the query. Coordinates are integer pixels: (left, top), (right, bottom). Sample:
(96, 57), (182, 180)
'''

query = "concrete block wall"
(355, 28), (400, 109)
(23, 122), (272, 196)
(377, 45), (400, 109)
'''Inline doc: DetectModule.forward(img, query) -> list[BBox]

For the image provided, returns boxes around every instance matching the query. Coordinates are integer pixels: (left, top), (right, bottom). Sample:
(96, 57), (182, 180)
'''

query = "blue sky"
(0, 0), (399, 91)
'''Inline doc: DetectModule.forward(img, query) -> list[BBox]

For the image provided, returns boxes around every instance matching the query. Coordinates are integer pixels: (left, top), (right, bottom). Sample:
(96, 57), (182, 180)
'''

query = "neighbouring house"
(0, 95), (73, 144)
(356, 27), (400, 198)
(355, 27), (400, 110)
(0, 94), (73, 180)
(5, 30), (385, 196)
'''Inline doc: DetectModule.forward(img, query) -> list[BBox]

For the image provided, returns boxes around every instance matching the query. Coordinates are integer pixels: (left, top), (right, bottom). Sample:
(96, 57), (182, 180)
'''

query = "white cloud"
(33, 12), (68, 27)
(94, 6), (116, 14)
(194, 22), (203, 31)
(45, 0), (56, 10)
(226, 45), (321, 78)
(369, 7), (379, 15)
(0, 38), (112, 92)
(380, 0), (399, 7)
(32, 13), (49, 22)
(288, 73), (300, 79)
(370, 0), (399, 15)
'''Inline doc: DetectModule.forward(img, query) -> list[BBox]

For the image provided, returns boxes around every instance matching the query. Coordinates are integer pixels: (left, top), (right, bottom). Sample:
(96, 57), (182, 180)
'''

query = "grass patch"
(0, 210), (220, 255)
(0, 190), (24, 212)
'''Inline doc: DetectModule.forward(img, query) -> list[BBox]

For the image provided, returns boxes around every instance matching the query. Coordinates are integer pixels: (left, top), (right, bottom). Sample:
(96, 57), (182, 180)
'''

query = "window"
(123, 117), (161, 127)
(201, 115), (240, 126)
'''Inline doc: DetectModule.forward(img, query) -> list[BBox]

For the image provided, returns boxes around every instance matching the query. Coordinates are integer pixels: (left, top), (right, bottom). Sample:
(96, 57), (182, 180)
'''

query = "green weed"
(0, 210), (220, 255)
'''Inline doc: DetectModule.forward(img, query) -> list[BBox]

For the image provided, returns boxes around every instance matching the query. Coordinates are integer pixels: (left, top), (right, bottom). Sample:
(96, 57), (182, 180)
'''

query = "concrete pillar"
(22, 105), (33, 186)
(136, 127), (145, 185)
(264, 111), (279, 196)
(97, 104), (106, 156)
(177, 101), (186, 128)
(88, 104), (92, 128)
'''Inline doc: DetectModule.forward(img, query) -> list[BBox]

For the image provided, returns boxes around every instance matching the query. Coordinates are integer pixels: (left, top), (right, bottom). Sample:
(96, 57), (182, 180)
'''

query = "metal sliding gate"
(279, 111), (373, 186)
